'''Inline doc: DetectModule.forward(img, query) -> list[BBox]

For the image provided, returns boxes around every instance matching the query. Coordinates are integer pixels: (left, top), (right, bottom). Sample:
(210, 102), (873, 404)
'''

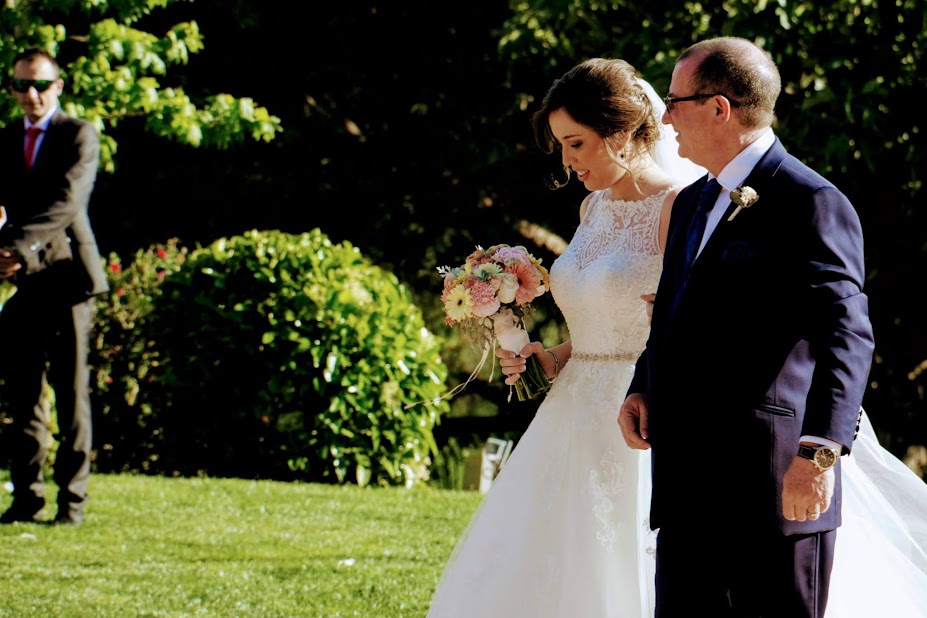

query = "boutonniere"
(727, 186), (760, 222)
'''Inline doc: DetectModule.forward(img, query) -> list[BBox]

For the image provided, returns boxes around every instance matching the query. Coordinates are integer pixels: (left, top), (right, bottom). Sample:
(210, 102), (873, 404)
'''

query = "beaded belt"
(571, 351), (639, 362)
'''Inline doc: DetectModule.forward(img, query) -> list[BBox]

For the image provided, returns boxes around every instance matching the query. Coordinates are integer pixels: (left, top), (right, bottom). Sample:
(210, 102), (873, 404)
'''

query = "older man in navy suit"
(618, 37), (874, 617)
(0, 48), (108, 526)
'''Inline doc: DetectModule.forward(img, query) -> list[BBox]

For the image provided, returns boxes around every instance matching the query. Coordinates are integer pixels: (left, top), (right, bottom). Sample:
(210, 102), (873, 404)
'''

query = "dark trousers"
(1, 289), (95, 515)
(654, 522), (836, 618)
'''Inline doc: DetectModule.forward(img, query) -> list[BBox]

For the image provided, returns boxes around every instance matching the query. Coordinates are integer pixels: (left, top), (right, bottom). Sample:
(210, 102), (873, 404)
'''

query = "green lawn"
(0, 471), (483, 617)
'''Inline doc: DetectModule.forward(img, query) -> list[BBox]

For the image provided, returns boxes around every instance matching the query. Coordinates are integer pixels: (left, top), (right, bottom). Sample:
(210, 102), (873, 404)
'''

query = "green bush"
(141, 229), (449, 486)
(90, 239), (189, 473)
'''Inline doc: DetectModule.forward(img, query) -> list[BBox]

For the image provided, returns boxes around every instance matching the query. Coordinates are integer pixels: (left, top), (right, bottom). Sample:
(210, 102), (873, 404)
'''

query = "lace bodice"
(550, 189), (669, 357)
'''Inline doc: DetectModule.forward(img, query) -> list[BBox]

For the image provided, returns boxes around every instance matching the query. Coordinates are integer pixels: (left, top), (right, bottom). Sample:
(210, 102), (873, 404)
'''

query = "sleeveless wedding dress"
(427, 189), (927, 617)
(427, 189), (664, 618)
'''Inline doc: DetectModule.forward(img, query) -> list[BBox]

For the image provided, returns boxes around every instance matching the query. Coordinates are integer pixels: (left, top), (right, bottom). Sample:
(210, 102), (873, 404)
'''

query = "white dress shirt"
(696, 128), (775, 257)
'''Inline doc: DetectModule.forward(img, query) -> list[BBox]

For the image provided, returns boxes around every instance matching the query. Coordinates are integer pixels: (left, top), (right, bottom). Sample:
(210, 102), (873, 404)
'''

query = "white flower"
(727, 186), (760, 222)
(494, 272), (519, 304)
(493, 308), (530, 353)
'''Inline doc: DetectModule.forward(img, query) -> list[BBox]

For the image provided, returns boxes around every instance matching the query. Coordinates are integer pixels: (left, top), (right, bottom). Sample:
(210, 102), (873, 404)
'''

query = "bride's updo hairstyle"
(531, 58), (660, 188)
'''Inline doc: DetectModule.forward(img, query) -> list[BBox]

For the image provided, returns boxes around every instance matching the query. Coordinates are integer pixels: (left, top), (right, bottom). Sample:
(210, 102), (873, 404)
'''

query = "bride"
(426, 58), (927, 617)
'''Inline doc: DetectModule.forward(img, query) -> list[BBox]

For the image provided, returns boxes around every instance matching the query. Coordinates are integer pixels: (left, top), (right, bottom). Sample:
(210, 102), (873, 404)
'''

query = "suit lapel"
(664, 175), (708, 268)
(688, 139), (788, 272)
(3, 123), (28, 174)
(652, 176), (707, 329)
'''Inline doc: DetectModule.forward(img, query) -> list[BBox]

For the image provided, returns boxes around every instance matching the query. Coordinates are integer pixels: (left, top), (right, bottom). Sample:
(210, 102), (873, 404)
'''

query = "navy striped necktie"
(680, 178), (722, 274)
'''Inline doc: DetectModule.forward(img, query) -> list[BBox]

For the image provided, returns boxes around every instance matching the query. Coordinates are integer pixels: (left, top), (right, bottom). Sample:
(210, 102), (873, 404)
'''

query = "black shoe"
(52, 510), (84, 526)
(0, 503), (43, 524)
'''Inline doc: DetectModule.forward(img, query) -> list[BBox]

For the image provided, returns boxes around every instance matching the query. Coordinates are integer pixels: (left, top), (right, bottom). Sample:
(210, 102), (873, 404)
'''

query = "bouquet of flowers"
(438, 244), (552, 402)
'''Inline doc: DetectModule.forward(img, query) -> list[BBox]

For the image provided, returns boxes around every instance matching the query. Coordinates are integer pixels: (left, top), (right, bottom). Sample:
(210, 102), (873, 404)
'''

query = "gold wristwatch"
(797, 444), (839, 471)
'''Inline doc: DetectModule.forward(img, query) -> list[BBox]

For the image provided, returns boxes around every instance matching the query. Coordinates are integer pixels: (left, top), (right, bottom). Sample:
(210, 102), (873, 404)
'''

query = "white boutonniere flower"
(727, 186), (760, 222)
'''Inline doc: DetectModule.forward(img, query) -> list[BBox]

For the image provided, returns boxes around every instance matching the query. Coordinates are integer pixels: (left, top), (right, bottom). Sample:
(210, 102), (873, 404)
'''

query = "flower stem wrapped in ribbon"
(435, 244), (552, 403)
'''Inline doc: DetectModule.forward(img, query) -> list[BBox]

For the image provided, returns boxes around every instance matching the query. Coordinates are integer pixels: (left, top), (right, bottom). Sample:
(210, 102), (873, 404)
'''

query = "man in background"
(0, 48), (109, 526)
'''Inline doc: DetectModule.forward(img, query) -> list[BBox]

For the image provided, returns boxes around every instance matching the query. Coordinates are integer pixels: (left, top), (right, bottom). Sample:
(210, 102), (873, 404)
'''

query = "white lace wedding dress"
(427, 185), (927, 617)
(427, 189), (664, 618)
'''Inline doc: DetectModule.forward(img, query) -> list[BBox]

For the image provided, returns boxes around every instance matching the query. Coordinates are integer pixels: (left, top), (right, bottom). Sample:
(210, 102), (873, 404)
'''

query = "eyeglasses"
(9, 79), (56, 93)
(663, 93), (742, 114)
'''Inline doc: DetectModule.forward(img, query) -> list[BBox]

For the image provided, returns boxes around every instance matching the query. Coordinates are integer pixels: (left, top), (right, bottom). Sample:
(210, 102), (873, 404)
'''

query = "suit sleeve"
(11, 122), (100, 273)
(802, 186), (874, 452)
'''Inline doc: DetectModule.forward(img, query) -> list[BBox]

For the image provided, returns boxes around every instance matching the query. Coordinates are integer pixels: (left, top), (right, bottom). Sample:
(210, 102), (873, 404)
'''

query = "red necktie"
(24, 126), (43, 170)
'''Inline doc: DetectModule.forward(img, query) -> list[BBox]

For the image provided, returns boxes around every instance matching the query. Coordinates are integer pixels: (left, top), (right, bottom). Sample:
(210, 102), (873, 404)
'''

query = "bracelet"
(546, 348), (560, 382)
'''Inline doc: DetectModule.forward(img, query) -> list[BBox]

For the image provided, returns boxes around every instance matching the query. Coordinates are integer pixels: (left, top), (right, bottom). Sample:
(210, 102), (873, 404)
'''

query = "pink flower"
(468, 280), (500, 317)
(494, 246), (531, 266)
(511, 261), (541, 305)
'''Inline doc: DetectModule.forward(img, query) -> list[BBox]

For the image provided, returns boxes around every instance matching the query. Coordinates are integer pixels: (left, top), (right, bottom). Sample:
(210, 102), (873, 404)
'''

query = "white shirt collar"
(714, 128), (776, 192)
(24, 106), (58, 132)
(695, 129), (776, 257)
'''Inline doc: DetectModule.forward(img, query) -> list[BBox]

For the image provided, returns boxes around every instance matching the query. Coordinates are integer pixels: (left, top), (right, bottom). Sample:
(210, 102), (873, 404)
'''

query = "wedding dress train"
(826, 412), (927, 617)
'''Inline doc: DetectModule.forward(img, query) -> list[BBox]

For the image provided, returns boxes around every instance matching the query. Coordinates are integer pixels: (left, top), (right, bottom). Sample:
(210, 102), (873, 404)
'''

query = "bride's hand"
(641, 293), (656, 324)
(496, 341), (547, 385)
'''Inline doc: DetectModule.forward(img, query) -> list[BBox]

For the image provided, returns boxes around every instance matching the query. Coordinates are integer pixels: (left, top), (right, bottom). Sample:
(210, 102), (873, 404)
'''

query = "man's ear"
(714, 96), (735, 122)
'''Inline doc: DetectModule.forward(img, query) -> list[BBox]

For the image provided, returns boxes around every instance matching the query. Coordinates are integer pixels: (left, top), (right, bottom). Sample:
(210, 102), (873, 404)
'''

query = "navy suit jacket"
(629, 138), (874, 534)
(0, 110), (108, 303)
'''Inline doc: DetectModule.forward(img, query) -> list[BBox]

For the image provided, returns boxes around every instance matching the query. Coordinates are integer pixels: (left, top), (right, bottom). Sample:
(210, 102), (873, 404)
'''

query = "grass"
(0, 470), (483, 617)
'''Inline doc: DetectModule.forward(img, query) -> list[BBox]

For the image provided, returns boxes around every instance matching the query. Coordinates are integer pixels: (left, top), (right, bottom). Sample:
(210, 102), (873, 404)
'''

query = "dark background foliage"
(10, 0), (925, 469)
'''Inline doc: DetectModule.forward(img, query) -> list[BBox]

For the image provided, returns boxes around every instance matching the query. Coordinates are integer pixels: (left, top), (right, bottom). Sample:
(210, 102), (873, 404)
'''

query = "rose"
(727, 186), (760, 222)
(492, 308), (530, 353)
(494, 272), (520, 304)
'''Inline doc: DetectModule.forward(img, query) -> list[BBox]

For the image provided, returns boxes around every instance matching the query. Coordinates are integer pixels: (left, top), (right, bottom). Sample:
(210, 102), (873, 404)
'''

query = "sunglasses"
(9, 79), (56, 93)
(663, 93), (742, 114)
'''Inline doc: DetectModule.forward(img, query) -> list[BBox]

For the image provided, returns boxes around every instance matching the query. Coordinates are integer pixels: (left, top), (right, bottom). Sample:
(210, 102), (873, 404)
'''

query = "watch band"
(796, 444), (819, 460)
(797, 444), (838, 471)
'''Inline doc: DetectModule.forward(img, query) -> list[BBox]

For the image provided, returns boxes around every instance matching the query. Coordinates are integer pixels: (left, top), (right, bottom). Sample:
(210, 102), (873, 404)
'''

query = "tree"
(0, 0), (281, 172)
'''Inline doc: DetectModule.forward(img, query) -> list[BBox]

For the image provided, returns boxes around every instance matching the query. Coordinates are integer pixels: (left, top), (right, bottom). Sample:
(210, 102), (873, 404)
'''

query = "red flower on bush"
(109, 262), (121, 273)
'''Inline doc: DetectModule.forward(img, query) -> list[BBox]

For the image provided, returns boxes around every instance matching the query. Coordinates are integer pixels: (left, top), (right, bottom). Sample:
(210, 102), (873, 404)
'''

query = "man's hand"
(782, 457), (834, 521)
(618, 392), (651, 450)
(0, 247), (22, 279)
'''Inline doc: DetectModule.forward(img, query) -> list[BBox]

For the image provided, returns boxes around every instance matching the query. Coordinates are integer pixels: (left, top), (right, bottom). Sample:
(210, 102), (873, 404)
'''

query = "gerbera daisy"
(443, 285), (474, 323)
(511, 261), (541, 305)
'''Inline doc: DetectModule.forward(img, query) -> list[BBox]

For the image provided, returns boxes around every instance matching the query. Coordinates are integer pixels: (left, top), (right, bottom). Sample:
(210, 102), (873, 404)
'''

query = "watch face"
(814, 448), (838, 470)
